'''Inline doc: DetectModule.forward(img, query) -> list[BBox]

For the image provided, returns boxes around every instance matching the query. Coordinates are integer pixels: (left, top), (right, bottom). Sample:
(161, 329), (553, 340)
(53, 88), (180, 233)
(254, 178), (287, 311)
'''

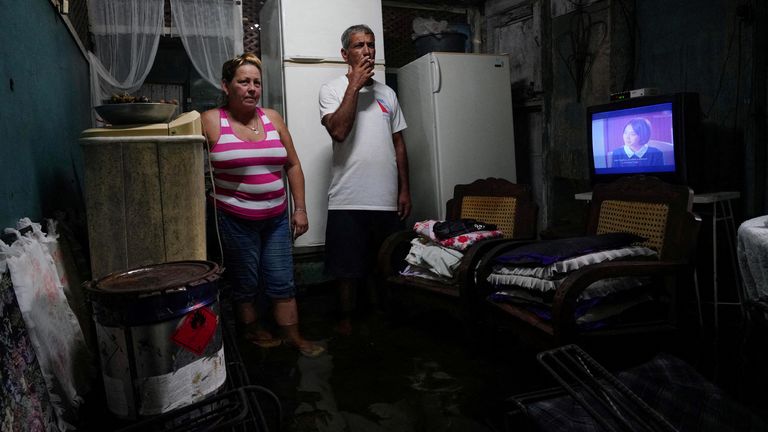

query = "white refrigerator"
(397, 53), (517, 222)
(260, 0), (385, 249)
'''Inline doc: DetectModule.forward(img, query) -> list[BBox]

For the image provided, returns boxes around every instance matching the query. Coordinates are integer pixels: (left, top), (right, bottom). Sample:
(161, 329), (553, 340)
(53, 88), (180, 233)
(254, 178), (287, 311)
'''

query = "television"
(586, 92), (701, 187)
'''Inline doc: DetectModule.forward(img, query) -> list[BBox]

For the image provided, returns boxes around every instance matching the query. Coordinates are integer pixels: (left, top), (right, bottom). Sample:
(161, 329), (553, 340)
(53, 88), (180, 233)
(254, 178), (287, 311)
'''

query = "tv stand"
(574, 190), (742, 332)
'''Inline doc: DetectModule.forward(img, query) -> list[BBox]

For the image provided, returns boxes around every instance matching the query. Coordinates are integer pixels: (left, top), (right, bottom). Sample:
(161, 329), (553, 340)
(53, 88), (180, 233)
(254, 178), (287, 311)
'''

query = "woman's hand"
(291, 208), (309, 239)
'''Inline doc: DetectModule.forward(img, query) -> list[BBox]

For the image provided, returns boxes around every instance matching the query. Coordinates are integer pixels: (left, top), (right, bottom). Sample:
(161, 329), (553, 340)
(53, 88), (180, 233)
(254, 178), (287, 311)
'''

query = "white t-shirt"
(319, 76), (407, 210)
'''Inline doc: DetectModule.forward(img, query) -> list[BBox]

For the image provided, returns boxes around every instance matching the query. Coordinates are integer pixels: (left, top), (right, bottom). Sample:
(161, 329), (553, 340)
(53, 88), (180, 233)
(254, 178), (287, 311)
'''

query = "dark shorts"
(325, 210), (404, 279)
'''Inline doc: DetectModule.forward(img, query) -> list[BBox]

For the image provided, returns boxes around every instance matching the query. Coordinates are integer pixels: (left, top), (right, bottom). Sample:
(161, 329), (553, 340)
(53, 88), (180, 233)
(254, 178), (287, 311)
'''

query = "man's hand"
(346, 54), (374, 91)
(397, 190), (411, 220)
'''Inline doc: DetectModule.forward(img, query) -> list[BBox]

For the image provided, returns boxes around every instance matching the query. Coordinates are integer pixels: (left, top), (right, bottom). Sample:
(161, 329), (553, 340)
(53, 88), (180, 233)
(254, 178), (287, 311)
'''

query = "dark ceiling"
(386, 0), (486, 7)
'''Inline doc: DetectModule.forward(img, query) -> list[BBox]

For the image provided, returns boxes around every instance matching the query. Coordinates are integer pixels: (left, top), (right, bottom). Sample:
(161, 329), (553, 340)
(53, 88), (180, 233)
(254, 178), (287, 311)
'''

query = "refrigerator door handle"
(430, 55), (441, 93)
(285, 56), (330, 63)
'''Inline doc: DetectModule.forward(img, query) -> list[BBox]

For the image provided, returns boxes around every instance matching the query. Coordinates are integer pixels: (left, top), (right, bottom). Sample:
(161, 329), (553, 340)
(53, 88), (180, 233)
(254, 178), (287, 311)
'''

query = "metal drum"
(87, 260), (226, 419)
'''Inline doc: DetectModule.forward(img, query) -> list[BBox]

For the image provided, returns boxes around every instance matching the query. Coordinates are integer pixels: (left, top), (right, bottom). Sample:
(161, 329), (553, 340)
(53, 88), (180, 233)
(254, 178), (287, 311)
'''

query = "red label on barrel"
(171, 306), (218, 355)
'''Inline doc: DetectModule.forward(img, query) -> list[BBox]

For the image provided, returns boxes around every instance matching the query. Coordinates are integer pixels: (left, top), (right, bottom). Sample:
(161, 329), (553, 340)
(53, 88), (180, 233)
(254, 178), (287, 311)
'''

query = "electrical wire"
(202, 125), (225, 270)
(704, 7), (740, 120)
(733, 17), (744, 130)
(615, 0), (638, 91)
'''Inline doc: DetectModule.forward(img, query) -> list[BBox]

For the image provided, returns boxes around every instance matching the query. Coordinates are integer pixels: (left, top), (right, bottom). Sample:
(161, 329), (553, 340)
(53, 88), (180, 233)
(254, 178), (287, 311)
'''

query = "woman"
(611, 118), (663, 168)
(202, 53), (323, 357)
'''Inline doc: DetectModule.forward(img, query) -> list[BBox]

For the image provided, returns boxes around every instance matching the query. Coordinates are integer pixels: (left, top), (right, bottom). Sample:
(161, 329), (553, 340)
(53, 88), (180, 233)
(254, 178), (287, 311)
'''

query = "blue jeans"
(215, 210), (296, 303)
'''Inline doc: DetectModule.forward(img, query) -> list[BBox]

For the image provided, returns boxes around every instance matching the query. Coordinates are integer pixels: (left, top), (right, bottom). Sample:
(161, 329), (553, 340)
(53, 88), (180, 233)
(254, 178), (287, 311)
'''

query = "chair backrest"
(460, 196), (518, 238)
(445, 177), (538, 240)
(587, 176), (696, 261)
(596, 200), (669, 254)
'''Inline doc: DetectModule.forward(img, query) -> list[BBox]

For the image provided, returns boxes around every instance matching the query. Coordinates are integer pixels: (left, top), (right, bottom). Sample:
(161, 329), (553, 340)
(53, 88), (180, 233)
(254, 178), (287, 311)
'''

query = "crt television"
(586, 92), (700, 186)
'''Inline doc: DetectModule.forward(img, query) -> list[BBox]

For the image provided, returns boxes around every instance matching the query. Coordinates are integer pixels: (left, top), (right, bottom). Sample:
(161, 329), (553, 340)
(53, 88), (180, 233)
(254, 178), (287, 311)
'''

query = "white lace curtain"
(170, 0), (244, 89)
(88, 0), (164, 109)
(88, 0), (242, 114)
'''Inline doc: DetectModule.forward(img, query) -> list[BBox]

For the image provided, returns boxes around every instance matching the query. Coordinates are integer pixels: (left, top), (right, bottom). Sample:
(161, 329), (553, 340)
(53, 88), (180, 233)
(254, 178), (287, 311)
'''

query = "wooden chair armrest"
(551, 260), (690, 340)
(453, 237), (517, 301)
(377, 229), (418, 277)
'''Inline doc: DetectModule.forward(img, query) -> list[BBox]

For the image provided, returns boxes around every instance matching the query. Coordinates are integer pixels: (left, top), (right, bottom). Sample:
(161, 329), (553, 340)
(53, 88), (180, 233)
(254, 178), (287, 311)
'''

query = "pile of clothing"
(400, 219), (503, 281)
(486, 233), (660, 329)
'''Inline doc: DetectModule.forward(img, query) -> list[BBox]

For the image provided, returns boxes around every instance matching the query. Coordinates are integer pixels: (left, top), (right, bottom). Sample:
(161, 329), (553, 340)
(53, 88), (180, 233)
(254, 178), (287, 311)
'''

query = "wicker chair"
(478, 176), (701, 350)
(377, 177), (538, 324)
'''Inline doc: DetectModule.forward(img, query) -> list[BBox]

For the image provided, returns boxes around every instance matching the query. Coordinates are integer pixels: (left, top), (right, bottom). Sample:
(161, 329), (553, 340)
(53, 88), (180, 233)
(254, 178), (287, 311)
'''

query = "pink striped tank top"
(209, 107), (288, 220)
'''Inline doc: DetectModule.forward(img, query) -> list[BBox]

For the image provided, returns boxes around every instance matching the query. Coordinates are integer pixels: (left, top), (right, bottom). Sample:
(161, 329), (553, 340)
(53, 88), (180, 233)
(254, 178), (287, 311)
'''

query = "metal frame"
(534, 345), (677, 432)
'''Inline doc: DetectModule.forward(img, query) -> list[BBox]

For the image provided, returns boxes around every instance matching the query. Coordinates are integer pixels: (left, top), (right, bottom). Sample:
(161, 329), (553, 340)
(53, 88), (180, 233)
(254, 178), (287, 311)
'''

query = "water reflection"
(274, 336), (493, 432)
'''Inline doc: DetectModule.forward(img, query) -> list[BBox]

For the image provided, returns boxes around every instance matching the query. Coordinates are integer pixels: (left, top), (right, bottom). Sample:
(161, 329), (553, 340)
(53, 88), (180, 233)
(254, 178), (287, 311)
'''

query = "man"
(319, 24), (411, 335)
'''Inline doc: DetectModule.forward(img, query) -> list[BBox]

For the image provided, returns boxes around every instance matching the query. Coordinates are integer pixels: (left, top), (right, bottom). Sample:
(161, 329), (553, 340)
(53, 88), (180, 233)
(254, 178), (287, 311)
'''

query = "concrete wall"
(0, 1), (91, 230)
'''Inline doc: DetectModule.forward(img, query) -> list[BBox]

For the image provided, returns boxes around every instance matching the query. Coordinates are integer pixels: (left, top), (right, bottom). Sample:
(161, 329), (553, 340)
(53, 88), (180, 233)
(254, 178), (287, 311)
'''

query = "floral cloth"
(413, 220), (503, 251)
(0, 271), (59, 432)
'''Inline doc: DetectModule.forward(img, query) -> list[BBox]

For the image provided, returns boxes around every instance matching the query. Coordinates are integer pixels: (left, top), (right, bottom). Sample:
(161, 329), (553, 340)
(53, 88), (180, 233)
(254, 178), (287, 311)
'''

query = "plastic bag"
(0, 220), (92, 431)
(412, 16), (449, 38)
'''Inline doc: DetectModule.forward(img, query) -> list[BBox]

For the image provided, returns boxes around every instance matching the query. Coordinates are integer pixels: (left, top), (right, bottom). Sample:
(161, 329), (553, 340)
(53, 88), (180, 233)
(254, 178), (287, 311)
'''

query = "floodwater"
(235, 283), (547, 432)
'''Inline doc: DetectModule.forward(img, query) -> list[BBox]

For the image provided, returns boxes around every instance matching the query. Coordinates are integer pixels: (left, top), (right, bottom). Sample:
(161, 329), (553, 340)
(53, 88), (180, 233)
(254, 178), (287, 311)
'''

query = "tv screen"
(586, 93), (699, 186)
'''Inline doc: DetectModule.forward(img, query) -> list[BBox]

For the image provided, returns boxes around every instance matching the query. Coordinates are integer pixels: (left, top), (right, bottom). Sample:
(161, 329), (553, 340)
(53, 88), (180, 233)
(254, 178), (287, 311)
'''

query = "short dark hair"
(341, 24), (374, 50)
(626, 118), (652, 145)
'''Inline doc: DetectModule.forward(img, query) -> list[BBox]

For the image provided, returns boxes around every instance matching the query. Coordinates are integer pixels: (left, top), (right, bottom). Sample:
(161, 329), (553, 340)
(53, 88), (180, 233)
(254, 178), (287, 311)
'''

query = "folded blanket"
(404, 237), (464, 278)
(494, 233), (647, 266)
(492, 246), (657, 280)
(413, 219), (503, 251)
(400, 264), (453, 283)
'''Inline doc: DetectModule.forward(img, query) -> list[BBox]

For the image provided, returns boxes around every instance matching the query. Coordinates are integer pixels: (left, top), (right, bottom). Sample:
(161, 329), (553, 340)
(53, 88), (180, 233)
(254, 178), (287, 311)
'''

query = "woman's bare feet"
(236, 302), (281, 348)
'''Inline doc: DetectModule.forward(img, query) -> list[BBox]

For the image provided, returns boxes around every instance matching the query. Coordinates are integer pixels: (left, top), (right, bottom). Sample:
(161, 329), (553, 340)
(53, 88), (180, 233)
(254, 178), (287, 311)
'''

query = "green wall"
(0, 0), (91, 230)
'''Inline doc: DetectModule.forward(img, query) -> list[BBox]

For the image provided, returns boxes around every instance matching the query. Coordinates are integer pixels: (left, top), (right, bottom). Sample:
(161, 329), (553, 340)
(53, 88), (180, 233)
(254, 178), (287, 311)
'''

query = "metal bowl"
(94, 103), (178, 125)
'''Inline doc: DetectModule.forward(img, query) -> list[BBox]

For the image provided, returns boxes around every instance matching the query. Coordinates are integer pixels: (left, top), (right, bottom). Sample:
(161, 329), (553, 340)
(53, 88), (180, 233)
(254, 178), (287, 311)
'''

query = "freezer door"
(396, 55), (441, 223)
(260, 0), (285, 116)
(280, 0), (385, 63)
(431, 53), (516, 212)
(283, 63), (341, 247)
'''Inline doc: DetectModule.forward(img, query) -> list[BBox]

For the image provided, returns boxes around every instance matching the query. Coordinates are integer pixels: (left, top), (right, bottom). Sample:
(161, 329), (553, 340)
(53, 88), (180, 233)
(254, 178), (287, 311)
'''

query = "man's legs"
(325, 210), (404, 335)
(325, 210), (367, 335)
(335, 277), (358, 335)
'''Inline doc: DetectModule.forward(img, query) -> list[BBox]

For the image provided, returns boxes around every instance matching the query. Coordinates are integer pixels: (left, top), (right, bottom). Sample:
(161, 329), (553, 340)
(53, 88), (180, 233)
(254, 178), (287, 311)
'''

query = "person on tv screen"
(611, 118), (664, 168)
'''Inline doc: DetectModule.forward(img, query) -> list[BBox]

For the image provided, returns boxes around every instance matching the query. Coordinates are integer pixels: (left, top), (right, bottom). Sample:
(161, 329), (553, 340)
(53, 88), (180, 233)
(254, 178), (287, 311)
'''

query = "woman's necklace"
(247, 117), (260, 134)
(228, 108), (260, 134)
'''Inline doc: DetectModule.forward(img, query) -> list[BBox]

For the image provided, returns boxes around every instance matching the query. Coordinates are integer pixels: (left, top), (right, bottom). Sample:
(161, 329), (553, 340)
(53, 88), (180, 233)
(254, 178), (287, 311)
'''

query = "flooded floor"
(235, 282), (548, 432)
(232, 282), (768, 432)
(80, 280), (768, 431)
